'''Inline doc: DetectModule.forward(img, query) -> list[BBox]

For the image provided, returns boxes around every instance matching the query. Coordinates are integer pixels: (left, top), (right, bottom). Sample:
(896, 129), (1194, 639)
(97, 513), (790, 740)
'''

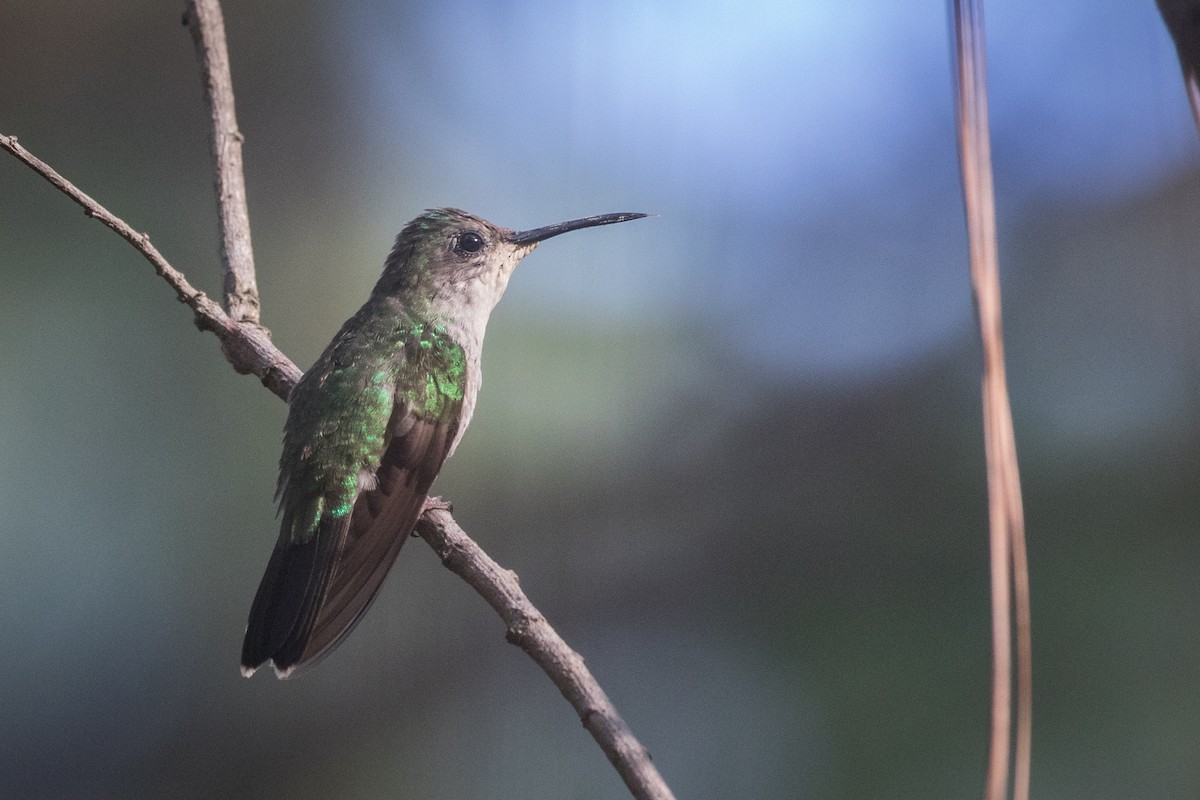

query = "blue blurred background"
(3, 1), (1200, 797)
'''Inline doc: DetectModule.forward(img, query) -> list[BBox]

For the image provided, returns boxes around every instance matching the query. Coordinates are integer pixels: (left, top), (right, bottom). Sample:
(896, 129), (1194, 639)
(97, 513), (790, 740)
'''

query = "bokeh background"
(3, 1), (1200, 797)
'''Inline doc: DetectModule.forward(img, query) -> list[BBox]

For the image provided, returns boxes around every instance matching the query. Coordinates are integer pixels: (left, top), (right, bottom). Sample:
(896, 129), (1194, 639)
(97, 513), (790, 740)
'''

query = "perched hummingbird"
(241, 208), (646, 678)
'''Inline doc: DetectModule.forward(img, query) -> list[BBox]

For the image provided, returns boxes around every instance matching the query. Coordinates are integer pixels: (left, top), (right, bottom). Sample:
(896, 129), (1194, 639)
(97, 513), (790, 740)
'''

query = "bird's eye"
(457, 232), (486, 254)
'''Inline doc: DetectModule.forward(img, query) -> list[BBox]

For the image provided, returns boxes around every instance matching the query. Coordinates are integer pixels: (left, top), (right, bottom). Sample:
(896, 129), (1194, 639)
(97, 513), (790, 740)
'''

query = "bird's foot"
(422, 495), (454, 513)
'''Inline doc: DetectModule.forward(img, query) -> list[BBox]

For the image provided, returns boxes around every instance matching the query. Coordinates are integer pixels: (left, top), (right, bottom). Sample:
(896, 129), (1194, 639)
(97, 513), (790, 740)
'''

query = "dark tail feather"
(242, 412), (454, 677)
(240, 514), (346, 678)
(293, 481), (426, 670)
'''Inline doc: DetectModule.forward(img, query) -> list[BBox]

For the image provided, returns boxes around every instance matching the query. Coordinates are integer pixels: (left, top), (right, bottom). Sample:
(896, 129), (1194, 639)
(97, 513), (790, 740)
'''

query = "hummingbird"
(241, 208), (646, 678)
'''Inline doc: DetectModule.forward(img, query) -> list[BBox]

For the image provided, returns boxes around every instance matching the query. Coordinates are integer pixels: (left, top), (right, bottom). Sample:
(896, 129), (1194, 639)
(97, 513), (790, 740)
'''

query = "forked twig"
(0, 133), (300, 401)
(0, 5), (675, 799)
(950, 2), (1033, 799)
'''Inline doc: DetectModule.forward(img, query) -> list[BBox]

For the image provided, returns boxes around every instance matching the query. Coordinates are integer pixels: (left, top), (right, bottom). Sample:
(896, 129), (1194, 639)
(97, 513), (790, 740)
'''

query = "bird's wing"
(241, 321), (466, 677)
(293, 399), (461, 671)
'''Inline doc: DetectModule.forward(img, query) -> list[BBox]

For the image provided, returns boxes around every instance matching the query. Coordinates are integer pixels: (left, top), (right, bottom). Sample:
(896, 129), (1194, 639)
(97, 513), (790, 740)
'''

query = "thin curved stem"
(951, 2), (1032, 799)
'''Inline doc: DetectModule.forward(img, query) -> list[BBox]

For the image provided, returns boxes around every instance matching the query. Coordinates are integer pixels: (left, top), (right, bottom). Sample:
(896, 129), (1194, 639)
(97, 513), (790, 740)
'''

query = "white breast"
(429, 261), (517, 459)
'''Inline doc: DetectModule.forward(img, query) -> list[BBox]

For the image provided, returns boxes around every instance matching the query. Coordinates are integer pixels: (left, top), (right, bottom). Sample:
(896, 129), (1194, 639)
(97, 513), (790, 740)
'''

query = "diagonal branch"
(1, 29), (675, 798)
(417, 510), (677, 800)
(0, 133), (300, 401)
(183, 0), (261, 324)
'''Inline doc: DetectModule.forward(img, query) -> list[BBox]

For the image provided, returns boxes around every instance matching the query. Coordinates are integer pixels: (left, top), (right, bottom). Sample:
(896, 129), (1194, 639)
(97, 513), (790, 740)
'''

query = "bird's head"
(373, 207), (646, 316)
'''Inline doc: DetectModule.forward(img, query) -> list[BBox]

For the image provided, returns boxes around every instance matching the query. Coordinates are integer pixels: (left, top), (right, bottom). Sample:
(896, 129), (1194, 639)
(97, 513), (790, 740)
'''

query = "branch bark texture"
(1, 6), (675, 799)
(0, 133), (300, 400)
(417, 510), (677, 800)
(183, 0), (261, 324)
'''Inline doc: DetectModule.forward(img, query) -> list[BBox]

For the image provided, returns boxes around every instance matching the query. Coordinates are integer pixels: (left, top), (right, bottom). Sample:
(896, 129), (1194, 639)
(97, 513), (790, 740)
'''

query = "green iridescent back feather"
(276, 299), (467, 544)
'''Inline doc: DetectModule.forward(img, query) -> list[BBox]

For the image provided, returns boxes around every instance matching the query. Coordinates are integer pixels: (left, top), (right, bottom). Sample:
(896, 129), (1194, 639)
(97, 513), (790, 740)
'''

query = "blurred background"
(3, 1), (1200, 797)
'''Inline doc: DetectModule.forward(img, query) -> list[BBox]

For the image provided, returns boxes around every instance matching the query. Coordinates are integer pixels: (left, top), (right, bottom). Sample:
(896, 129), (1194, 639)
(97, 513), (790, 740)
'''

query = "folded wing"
(241, 318), (466, 677)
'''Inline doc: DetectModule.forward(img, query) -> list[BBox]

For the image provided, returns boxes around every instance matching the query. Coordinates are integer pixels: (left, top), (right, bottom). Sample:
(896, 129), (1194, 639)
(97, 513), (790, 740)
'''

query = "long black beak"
(507, 212), (647, 245)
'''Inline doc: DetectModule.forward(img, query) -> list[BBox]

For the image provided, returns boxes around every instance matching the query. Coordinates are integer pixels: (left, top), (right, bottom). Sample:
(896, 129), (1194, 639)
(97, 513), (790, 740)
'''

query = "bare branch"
(950, 2), (1032, 800)
(183, 0), (261, 324)
(0, 132), (674, 800)
(2, 3), (676, 794)
(0, 133), (300, 400)
(416, 509), (677, 800)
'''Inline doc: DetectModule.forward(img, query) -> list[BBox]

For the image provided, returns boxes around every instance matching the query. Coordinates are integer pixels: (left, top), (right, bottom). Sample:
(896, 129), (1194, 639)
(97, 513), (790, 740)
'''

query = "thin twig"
(950, 2), (1032, 800)
(416, 510), (677, 800)
(0, 133), (300, 400)
(183, 0), (261, 324)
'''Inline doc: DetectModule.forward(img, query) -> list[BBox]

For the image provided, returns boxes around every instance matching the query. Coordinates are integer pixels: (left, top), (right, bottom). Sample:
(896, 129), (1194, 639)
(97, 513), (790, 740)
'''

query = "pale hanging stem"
(950, 2), (1033, 800)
